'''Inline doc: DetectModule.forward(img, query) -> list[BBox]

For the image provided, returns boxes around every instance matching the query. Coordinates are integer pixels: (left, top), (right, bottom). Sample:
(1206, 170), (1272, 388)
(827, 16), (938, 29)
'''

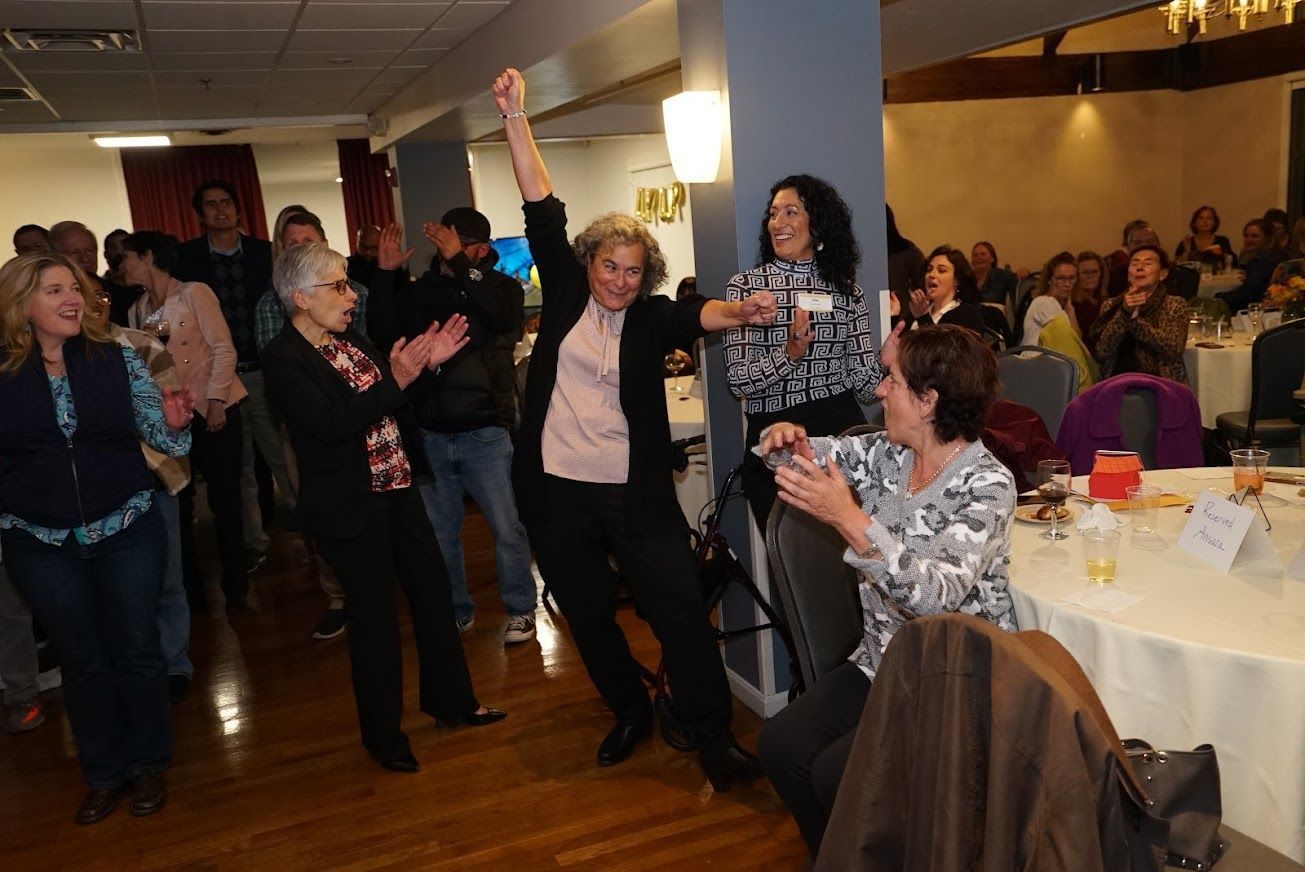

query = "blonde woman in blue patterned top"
(0, 253), (195, 825)
(754, 325), (1017, 857)
(724, 174), (902, 530)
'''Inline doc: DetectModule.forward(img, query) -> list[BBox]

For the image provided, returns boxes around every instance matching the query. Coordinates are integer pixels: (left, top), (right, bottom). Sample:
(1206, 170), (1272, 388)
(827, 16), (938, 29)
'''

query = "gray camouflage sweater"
(809, 431), (1018, 680)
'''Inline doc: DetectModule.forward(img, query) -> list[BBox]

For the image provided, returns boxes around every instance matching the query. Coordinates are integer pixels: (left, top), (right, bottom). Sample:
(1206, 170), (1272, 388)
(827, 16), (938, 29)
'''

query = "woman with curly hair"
(493, 67), (780, 789)
(725, 174), (901, 530)
(900, 245), (988, 336)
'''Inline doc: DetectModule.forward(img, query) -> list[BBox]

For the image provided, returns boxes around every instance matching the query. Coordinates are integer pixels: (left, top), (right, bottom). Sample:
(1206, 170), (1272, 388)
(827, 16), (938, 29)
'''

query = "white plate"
(1014, 504), (1076, 525)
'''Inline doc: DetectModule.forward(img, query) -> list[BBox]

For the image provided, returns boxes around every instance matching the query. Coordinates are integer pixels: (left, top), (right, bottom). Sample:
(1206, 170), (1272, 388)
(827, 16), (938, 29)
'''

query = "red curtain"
(119, 144), (269, 241)
(337, 139), (396, 253)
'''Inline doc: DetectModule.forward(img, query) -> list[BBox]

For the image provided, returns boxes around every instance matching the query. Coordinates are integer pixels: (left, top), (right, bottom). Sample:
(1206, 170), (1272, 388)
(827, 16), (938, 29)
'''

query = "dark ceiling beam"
(1042, 30), (1068, 56)
(885, 21), (1305, 104)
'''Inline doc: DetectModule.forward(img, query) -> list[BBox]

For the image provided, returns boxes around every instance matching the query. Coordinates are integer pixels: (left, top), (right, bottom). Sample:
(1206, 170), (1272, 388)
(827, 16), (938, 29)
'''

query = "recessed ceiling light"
(328, 57), (352, 65)
(93, 135), (171, 148)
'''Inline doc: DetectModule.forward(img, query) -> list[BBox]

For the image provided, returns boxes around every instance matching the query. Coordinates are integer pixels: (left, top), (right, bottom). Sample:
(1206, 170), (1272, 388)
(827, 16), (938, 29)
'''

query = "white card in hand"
(796, 292), (833, 313)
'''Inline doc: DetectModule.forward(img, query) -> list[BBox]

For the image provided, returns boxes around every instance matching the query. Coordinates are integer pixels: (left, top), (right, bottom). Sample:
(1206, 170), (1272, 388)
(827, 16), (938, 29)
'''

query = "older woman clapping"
(262, 243), (504, 774)
(755, 325), (1018, 857)
(0, 253), (194, 824)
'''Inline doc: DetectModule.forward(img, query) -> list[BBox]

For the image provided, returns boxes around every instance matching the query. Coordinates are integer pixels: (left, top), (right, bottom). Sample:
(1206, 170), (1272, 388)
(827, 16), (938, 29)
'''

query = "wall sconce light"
(662, 90), (721, 184)
(1083, 54), (1106, 93)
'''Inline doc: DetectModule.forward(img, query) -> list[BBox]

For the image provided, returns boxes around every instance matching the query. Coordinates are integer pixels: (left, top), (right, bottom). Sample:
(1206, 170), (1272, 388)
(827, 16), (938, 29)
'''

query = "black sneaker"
(311, 609), (348, 640)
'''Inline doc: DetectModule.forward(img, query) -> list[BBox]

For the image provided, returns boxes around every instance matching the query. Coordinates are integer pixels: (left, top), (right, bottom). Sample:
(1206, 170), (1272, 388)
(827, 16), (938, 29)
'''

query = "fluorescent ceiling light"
(93, 135), (171, 148)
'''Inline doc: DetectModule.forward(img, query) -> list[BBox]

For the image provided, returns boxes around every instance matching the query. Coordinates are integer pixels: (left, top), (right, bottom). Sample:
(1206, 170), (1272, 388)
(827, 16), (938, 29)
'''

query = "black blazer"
(173, 233), (273, 295)
(261, 322), (430, 539)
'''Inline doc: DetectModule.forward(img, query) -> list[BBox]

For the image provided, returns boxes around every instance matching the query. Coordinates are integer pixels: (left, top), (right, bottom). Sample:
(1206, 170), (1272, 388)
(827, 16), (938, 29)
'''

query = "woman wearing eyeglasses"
(261, 243), (505, 773)
(123, 230), (249, 613)
(1019, 251), (1083, 347)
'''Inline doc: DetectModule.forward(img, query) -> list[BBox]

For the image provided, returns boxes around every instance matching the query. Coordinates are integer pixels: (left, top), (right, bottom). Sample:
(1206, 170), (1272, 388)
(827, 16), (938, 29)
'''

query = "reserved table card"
(1177, 489), (1281, 574)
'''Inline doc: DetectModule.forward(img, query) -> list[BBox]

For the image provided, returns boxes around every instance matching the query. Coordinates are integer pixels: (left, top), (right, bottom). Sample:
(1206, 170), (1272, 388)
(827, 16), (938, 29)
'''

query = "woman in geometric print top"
(724, 174), (901, 531)
(755, 325), (1017, 858)
(261, 242), (505, 776)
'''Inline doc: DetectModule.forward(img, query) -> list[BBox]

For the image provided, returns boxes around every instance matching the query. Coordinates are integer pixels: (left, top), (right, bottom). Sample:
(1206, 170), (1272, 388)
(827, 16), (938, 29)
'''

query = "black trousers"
(180, 404), (246, 604)
(315, 486), (478, 760)
(758, 661), (871, 857)
(741, 390), (866, 534)
(528, 475), (733, 746)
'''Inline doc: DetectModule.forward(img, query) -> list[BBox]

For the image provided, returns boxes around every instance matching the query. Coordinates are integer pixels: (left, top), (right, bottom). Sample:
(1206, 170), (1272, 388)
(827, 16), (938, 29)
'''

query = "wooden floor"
(0, 504), (807, 870)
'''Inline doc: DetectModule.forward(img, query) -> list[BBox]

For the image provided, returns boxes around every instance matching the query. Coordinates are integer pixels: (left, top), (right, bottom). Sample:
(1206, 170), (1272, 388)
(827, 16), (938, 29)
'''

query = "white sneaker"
(503, 614), (536, 644)
(456, 615), (475, 635)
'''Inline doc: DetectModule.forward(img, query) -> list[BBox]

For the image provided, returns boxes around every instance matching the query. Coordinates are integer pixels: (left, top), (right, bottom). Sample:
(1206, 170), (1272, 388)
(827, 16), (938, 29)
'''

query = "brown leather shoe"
(129, 772), (167, 816)
(75, 786), (123, 825)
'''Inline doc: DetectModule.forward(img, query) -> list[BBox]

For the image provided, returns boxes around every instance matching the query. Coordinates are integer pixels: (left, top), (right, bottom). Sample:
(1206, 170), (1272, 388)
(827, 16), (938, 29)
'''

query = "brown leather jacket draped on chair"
(814, 613), (1167, 872)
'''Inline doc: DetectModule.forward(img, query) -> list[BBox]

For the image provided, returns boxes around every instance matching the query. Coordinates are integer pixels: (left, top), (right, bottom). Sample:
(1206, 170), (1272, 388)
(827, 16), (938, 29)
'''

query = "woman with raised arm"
(493, 67), (778, 790)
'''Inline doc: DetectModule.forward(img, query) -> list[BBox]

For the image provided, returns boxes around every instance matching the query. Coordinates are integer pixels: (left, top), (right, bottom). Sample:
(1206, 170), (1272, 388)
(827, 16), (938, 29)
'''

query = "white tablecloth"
(1184, 338), (1253, 428)
(1008, 468), (1305, 861)
(1198, 271), (1244, 299)
(666, 377), (711, 529)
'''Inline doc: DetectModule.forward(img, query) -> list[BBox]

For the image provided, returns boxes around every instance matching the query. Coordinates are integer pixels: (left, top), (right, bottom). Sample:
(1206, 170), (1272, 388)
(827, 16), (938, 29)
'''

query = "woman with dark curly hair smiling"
(899, 245), (988, 336)
(755, 324), (1017, 856)
(725, 174), (901, 530)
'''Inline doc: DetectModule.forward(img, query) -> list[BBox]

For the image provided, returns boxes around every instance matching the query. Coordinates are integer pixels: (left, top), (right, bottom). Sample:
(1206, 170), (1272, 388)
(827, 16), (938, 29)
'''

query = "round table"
(1184, 337), (1253, 428)
(1198, 271), (1244, 299)
(1008, 468), (1305, 861)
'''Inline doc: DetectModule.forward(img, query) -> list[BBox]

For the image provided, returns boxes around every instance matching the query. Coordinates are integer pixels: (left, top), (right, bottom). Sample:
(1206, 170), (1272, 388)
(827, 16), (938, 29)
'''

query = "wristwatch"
(467, 268), (483, 282)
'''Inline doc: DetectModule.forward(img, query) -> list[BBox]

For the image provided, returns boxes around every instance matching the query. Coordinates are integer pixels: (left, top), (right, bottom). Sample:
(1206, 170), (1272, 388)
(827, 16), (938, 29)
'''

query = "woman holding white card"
(724, 174), (901, 531)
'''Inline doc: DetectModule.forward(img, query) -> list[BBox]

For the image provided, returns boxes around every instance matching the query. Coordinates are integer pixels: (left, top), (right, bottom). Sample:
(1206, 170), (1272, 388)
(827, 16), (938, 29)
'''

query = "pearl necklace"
(907, 443), (965, 497)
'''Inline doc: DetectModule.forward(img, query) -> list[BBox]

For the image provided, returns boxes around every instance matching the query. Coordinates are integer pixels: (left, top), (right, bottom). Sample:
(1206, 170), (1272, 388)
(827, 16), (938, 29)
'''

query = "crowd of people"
(0, 63), (1295, 859)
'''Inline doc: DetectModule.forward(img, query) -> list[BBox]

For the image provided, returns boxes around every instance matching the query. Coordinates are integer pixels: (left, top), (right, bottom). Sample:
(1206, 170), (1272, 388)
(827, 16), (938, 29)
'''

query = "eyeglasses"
(1051, 275), (1077, 284)
(311, 278), (351, 296)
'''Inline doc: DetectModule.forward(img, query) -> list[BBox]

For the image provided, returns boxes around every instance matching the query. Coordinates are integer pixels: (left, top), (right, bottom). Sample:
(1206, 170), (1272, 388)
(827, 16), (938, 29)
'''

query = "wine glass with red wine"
(1036, 459), (1072, 541)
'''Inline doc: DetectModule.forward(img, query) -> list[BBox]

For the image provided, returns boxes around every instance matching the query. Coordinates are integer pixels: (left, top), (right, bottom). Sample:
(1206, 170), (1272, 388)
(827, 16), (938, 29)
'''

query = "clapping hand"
(423, 313), (470, 370)
(739, 290), (777, 325)
(161, 386), (196, 431)
(492, 68), (525, 115)
(1123, 284), (1151, 312)
(881, 320), (906, 368)
(908, 288), (931, 319)
(423, 223), (464, 262)
(786, 308), (812, 361)
(889, 291), (901, 317)
(378, 223), (416, 271)
(390, 334), (434, 390)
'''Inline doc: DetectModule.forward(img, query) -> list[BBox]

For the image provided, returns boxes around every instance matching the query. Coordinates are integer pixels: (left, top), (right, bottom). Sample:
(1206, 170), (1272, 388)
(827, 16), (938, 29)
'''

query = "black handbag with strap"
(1124, 739), (1226, 870)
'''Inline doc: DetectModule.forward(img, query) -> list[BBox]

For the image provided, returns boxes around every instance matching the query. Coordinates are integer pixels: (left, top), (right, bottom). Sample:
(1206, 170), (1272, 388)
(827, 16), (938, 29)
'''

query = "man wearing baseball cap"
(368, 208), (538, 644)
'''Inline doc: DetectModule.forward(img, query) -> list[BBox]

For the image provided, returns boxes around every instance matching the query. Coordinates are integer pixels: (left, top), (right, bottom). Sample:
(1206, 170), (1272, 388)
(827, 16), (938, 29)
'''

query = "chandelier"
(1162, 0), (1301, 35)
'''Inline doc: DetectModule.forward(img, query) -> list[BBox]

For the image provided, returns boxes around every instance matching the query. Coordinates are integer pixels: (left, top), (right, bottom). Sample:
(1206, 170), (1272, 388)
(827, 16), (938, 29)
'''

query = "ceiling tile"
(269, 67), (378, 86)
(279, 49), (401, 68)
(411, 28), (460, 50)
(0, 0), (138, 29)
(148, 30), (288, 52)
(25, 70), (154, 89)
(141, 1), (300, 30)
(6, 52), (148, 72)
(151, 52), (278, 71)
(395, 48), (446, 67)
(286, 29), (422, 53)
(263, 83), (360, 98)
(345, 94), (390, 114)
(152, 69), (268, 87)
(370, 66), (425, 84)
(296, 2), (452, 30)
(257, 98), (355, 117)
(436, 1), (510, 31)
(0, 103), (62, 124)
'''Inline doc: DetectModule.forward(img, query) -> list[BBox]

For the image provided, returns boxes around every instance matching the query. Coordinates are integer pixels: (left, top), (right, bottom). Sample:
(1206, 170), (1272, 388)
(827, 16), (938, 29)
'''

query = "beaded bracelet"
(500, 109), (527, 119)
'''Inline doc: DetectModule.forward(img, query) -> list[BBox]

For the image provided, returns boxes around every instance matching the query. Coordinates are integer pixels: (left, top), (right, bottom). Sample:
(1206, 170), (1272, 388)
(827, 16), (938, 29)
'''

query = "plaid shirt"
(109, 325), (193, 495)
(255, 281), (369, 351)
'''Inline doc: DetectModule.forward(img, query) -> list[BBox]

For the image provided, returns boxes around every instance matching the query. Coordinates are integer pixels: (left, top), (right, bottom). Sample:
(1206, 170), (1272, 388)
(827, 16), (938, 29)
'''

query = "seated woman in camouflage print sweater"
(754, 324), (1018, 858)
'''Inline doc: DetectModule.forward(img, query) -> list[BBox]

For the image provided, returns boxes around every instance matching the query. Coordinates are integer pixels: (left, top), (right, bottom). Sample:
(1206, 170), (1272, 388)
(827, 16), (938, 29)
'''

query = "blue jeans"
(419, 427), (536, 621)
(154, 491), (193, 679)
(0, 502), (171, 788)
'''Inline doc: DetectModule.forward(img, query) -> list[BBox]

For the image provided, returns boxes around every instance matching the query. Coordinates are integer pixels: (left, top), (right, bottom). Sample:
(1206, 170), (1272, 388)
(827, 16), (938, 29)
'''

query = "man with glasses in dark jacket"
(367, 209), (537, 644)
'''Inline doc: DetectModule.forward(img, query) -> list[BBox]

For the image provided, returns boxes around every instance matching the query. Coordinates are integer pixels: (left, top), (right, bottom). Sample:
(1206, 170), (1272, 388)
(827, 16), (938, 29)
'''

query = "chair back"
(1120, 390), (1159, 470)
(1171, 265), (1199, 300)
(1248, 319), (1305, 440)
(765, 424), (877, 691)
(996, 346), (1080, 440)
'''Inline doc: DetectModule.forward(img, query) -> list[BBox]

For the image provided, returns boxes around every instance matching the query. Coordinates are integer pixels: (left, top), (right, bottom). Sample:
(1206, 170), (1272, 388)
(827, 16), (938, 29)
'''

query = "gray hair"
(571, 212), (668, 298)
(273, 242), (347, 314)
(49, 220), (97, 249)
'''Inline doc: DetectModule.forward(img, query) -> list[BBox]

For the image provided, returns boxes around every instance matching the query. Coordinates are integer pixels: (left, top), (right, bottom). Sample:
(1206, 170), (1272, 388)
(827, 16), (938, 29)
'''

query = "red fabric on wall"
(119, 144), (269, 241)
(337, 139), (395, 253)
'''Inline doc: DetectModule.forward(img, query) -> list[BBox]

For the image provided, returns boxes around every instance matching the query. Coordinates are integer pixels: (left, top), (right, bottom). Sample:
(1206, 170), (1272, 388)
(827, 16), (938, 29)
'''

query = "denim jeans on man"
(419, 426), (536, 622)
(153, 490), (192, 679)
(0, 503), (171, 788)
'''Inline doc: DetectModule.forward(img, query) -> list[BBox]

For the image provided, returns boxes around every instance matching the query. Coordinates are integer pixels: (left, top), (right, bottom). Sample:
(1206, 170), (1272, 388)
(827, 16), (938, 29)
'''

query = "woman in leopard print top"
(1090, 243), (1190, 384)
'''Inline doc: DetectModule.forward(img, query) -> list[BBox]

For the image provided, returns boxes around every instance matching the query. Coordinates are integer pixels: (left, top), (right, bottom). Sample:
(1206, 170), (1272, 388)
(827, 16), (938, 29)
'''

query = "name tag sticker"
(797, 292), (833, 313)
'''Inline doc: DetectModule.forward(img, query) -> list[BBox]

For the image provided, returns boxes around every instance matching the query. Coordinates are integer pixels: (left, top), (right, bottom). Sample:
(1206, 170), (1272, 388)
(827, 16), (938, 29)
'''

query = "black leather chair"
(1171, 264), (1199, 300)
(1216, 318), (1305, 464)
(1120, 390), (1159, 470)
(764, 423), (880, 693)
(996, 346), (1080, 441)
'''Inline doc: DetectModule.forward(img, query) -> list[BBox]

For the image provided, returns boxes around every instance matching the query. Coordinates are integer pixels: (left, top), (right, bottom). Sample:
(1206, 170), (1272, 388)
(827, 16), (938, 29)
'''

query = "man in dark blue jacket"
(368, 209), (537, 644)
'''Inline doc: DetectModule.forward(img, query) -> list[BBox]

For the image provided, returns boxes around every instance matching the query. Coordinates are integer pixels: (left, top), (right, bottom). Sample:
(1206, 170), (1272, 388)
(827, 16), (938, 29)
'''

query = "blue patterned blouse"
(0, 345), (192, 545)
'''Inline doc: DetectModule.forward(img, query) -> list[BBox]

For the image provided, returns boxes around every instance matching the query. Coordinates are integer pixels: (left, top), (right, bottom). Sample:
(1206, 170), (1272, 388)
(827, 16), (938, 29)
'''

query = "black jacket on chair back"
(0, 337), (154, 528)
(261, 322), (430, 539)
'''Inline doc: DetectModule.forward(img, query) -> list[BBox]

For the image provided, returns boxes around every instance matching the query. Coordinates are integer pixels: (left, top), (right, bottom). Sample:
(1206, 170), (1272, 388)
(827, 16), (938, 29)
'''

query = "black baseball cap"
(441, 207), (491, 244)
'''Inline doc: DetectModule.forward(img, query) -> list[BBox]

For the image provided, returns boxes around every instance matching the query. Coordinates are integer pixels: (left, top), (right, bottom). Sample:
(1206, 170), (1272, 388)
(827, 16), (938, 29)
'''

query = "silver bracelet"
(499, 109), (527, 119)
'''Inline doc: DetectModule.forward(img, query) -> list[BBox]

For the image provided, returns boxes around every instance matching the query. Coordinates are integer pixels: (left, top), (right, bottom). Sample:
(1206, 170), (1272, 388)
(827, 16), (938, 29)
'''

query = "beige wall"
(885, 75), (1295, 273)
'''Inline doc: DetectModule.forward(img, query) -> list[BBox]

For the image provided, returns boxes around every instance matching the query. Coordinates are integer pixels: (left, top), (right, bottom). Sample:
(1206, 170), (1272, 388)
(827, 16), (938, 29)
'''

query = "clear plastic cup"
(1125, 484), (1161, 534)
(1084, 529), (1121, 585)
(1230, 448), (1269, 494)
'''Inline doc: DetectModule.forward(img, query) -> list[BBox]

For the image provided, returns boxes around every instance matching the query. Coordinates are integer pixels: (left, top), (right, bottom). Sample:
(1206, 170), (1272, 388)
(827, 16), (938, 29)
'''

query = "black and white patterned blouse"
(723, 259), (883, 416)
(809, 431), (1018, 681)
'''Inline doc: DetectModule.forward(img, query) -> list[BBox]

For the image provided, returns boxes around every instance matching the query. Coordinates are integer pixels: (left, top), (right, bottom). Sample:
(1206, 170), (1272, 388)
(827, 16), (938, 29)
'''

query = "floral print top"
(316, 336), (412, 493)
(0, 346), (192, 545)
